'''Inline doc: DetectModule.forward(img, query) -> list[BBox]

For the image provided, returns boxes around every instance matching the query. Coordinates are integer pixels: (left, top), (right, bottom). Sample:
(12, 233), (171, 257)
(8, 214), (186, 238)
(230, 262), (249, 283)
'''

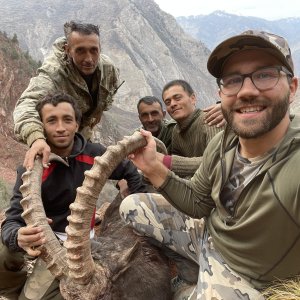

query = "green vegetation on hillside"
(0, 30), (41, 71)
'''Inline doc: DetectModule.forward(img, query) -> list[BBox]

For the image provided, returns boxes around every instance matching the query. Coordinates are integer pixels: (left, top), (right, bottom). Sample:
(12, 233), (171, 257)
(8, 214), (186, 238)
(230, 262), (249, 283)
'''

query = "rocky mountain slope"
(177, 11), (300, 76)
(0, 0), (219, 208)
(1, 3), (300, 209)
(0, 31), (135, 209)
(0, 0), (218, 111)
(0, 32), (37, 208)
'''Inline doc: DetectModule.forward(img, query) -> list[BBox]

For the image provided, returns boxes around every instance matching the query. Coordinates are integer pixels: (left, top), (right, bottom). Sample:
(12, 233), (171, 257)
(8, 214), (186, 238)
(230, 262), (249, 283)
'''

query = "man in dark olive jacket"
(0, 92), (146, 300)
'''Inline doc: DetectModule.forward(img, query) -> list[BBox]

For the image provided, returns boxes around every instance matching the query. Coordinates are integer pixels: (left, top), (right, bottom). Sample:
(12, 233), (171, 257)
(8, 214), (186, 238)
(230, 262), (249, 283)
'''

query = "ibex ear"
(111, 241), (140, 280)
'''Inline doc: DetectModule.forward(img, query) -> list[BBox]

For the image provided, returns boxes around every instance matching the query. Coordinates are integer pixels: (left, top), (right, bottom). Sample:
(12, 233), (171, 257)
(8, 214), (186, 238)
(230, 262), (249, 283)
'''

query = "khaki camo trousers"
(0, 240), (62, 300)
(120, 193), (264, 300)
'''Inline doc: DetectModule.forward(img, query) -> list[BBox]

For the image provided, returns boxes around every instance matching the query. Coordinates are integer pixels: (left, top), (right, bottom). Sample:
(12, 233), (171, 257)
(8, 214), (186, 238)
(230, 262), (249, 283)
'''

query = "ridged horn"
(64, 132), (146, 284)
(20, 156), (68, 279)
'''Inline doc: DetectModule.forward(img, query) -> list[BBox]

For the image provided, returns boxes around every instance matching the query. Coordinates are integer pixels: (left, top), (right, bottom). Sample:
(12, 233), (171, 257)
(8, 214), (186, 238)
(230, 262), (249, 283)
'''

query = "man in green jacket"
(13, 20), (120, 170)
(120, 30), (299, 299)
(137, 95), (224, 155)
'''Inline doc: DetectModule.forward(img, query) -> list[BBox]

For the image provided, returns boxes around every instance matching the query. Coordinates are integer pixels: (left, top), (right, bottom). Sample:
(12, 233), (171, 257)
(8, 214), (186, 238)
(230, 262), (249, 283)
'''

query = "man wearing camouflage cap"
(120, 30), (299, 299)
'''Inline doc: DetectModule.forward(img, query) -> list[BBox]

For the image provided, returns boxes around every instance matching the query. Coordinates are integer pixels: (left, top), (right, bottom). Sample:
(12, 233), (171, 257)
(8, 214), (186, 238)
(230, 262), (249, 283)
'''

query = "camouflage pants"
(120, 193), (264, 300)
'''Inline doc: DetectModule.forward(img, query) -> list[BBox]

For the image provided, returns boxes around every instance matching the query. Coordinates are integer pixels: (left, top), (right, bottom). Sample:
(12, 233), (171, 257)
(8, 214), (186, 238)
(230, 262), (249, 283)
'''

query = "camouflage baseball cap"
(207, 30), (294, 78)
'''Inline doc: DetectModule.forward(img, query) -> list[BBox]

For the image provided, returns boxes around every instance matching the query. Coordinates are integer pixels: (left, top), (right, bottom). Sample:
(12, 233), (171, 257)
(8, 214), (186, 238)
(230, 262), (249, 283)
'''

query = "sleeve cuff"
(8, 228), (24, 252)
(26, 131), (46, 147)
(170, 155), (202, 177)
(162, 155), (172, 169)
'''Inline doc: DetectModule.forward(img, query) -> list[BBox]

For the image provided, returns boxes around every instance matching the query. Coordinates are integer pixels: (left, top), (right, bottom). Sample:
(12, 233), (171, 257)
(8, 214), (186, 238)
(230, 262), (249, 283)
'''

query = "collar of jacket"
(175, 108), (201, 133)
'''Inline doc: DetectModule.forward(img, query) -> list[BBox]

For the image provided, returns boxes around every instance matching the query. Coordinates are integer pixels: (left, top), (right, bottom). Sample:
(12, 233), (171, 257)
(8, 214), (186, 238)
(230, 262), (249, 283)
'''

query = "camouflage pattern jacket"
(13, 37), (120, 146)
(159, 115), (300, 289)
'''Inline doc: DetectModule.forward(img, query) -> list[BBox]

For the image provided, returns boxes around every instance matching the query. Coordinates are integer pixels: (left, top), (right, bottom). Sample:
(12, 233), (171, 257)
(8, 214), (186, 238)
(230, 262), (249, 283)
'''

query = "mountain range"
(177, 11), (300, 76)
(0, 0), (219, 207)
(0, 0), (218, 114)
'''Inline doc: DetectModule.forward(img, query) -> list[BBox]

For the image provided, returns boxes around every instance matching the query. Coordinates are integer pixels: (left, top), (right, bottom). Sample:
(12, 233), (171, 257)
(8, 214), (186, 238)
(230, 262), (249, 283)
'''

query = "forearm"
(110, 159), (147, 193)
(123, 165), (148, 194)
(157, 171), (214, 218)
(1, 166), (26, 251)
(170, 155), (202, 177)
(13, 75), (54, 145)
(14, 102), (45, 146)
(1, 222), (23, 252)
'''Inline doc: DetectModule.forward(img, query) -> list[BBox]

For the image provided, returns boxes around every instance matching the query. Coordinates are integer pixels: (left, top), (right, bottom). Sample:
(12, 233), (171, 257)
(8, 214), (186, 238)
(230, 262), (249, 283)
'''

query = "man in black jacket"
(0, 92), (146, 299)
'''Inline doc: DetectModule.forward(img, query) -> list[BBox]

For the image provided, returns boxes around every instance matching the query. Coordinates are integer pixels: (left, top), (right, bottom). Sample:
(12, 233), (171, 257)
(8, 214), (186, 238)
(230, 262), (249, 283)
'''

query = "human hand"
(17, 226), (46, 256)
(117, 179), (129, 199)
(128, 130), (159, 175)
(23, 139), (51, 170)
(156, 152), (165, 163)
(203, 103), (226, 127)
(17, 218), (52, 256)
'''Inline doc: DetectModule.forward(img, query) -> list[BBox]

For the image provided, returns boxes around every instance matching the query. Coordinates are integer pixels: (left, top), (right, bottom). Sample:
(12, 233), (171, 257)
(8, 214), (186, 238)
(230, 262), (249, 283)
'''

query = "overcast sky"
(154, 0), (300, 20)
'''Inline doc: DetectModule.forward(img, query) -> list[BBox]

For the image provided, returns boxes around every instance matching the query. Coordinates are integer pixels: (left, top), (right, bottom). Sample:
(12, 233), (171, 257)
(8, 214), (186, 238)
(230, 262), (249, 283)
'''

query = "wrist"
(27, 132), (46, 147)
(142, 161), (168, 188)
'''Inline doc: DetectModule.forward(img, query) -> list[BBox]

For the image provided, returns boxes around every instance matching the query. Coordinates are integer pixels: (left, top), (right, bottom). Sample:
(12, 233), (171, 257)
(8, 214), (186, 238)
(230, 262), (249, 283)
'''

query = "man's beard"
(222, 92), (290, 139)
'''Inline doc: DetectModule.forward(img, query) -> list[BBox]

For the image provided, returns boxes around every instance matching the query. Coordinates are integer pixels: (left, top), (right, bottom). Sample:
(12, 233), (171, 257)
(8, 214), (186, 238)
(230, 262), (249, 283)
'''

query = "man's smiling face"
(163, 85), (196, 123)
(220, 49), (294, 139)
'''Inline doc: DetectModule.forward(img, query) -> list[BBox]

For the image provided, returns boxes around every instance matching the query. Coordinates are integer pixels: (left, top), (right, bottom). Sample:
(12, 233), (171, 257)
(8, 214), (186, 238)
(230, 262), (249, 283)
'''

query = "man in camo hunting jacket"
(13, 20), (120, 170)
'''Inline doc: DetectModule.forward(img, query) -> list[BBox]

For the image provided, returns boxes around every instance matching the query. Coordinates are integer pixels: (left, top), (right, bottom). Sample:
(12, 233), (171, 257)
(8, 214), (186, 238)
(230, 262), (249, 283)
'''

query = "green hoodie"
(13, 37), (120, 146)
(159, 114), (300, 289)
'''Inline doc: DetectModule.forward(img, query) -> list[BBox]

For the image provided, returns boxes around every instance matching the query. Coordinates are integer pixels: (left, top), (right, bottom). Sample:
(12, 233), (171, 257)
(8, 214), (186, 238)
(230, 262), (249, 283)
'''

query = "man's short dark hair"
(137, 96), (163, 113)
(64, 21), (100, 40)
(162, 80), (195, 99)
(36, 92), (82, 124)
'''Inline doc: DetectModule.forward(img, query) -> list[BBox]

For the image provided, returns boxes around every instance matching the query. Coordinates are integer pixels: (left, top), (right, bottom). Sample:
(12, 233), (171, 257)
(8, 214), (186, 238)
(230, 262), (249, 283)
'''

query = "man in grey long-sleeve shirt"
(120, 30), (299, 299)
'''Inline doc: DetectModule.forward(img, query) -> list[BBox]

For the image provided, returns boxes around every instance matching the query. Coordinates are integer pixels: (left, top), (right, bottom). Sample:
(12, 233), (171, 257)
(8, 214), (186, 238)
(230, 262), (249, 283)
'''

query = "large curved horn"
(62, 132), (147, 297)
(21, 132), (147, 299)
(20, 156), (68, 279)
(65, 132), (146, 282)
